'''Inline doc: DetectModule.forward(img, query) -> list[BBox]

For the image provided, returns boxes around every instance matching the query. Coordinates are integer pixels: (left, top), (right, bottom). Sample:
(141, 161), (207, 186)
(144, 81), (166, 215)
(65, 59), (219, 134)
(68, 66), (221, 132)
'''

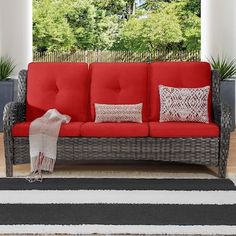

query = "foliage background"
(33, 0), (200, 52)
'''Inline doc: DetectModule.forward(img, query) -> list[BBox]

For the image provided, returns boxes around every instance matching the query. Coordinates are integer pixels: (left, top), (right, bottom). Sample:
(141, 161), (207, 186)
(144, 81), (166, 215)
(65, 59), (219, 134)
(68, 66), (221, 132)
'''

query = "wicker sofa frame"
(3, 69), (232, 177)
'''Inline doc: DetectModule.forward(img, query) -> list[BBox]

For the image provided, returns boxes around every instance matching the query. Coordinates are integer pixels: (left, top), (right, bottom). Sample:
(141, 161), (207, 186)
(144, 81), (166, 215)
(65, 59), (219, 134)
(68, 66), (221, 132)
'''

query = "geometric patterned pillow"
(95, 103), (143, 123)
(159, 85), (210, 123)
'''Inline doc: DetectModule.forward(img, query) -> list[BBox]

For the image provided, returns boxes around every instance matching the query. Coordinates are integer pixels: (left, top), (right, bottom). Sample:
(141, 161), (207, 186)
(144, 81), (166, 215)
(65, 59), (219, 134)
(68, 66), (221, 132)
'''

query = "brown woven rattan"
(3, 69), (232, 177)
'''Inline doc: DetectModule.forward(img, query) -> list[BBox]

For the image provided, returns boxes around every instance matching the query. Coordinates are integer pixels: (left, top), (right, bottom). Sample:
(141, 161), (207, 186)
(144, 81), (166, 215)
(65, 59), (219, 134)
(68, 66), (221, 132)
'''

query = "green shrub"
(0, 56), (16, 81)
(208, 56), (236, 81)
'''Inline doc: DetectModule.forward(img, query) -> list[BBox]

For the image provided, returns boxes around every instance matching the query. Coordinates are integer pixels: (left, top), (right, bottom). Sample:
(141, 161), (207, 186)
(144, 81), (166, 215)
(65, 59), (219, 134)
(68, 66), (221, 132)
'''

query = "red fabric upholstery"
(148, 62), (212, 121)
(12, 122), (83, 137)
(89, 63), (149, 121)
(26, 63), (89, 122)
(149, 122), (219, 138)
(81, 122), (149, 137)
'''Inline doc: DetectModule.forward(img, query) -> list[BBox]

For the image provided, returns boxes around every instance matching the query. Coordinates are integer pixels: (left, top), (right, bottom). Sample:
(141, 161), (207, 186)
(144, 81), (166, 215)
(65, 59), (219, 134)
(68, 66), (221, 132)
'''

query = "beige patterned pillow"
(159, 85), (210, 123)
(95, 103), (143, 123)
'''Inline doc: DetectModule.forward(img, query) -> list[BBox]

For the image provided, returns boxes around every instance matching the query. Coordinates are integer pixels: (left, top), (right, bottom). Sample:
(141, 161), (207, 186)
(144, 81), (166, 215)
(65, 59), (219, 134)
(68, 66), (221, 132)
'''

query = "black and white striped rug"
(0, 178), (236, 235)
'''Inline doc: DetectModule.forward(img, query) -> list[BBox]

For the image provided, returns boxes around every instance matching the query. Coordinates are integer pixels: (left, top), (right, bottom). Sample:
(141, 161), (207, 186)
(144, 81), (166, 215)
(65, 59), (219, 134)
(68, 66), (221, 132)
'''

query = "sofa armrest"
(213, 102), (232, 132)
(220, 103), (232, 132)
(3, 101), (26, 130)
(217, 103), (232, 178)
(3, 102), (26, 177)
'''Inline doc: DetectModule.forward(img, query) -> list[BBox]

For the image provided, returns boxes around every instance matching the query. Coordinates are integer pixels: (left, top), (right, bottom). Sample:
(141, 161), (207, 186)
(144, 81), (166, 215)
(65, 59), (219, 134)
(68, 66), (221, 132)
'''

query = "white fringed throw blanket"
(29, 109), (71, 180)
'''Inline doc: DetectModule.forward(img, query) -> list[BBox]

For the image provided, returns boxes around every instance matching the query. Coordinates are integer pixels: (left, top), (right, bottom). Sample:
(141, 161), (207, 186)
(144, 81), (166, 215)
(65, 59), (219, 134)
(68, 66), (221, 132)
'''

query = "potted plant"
(208, 55), (236, 131)
(0, 56), (17, 131)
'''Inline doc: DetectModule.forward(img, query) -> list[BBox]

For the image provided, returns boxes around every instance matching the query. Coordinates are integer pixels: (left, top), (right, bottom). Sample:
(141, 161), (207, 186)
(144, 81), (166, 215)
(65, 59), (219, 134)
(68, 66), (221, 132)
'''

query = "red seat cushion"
(149, 122), (219, 138)
(81, 122), (149, 137)
(26, 62), (89, 122)
(148, 62), (212, 121)
(12, 122), (82, 137)
(89, 63), (149, 122)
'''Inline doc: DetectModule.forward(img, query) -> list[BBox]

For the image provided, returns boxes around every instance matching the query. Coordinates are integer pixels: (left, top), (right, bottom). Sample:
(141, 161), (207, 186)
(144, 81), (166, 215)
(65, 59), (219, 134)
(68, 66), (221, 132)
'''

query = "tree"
(143, 0), (174, 10)
(114, 8), (183, 51)
(33, 0), (201, 52)
(33, 0), (76, 52)
(66, 0), (120, 50)
(162, 0), (200, 50)
(93, 0), (127, 16)
(33, 0), (122, 51)
(126, 0), (136, 17)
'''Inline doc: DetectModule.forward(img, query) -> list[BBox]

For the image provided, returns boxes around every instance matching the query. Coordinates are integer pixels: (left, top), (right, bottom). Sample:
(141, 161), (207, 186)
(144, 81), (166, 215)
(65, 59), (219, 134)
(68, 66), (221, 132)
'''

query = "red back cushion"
(148, 62), (212, 121)
(26, 62), (89, 121)
(90, 63), (149, 121)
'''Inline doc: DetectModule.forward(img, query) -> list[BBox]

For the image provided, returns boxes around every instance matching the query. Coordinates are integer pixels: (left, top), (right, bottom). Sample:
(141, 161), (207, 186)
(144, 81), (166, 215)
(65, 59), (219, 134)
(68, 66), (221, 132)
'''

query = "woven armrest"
(3, 101), (26, 130)
(3, 102), (26, 177)
(211, 70), (232, 131)
(218, 103), (232, 178)
(220, 103), (232, 132)
(3, 69), (27, 177)
(3, 69), (27, 140)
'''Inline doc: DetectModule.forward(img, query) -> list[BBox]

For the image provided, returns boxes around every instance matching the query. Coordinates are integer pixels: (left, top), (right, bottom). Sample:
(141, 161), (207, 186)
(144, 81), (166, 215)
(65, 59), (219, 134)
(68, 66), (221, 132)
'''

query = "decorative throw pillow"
(159, 85), (210, 123)
(95, 103), (143, 123)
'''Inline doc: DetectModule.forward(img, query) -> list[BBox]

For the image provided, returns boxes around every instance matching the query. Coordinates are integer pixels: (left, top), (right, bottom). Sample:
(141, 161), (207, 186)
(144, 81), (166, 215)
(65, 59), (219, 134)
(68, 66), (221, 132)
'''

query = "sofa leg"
(218, 161), (226, 178)
(5, 159), (13, 177)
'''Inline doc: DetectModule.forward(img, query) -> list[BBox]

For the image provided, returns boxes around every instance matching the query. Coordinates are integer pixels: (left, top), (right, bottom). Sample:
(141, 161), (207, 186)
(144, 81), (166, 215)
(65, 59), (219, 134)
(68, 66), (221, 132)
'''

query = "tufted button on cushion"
(26, 62), (89, 122)
(115, 87), (121, 93)
(90, 62), (149, 122)
(55, 85), (59, 93)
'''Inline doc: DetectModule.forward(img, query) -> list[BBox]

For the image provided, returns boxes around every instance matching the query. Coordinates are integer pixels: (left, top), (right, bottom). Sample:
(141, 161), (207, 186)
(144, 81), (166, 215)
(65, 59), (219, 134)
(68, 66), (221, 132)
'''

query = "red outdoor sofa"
(3, 62), (231, 177)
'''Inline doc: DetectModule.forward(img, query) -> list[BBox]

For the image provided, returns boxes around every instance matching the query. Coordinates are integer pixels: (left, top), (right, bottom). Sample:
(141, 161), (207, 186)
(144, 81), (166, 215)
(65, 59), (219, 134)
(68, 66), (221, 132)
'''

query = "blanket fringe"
(26, 170), (43, 183)
(26, 152), (56, 183)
